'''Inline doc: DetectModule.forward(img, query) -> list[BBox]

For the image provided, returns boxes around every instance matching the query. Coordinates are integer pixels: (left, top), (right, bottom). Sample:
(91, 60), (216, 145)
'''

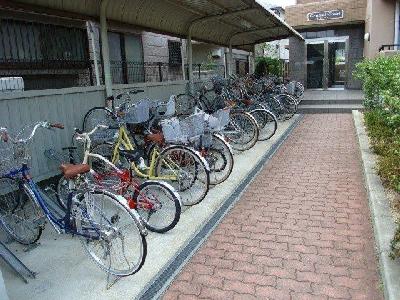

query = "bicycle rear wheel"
(249, 109), (278, 141)
(224, 111), (259, 151)
(133, 180), (181, 233)
(0, 177), (43, 245)
(154, 145), (210, 206)
(78, 189), (147, 276)
(202, 134), (234, 185)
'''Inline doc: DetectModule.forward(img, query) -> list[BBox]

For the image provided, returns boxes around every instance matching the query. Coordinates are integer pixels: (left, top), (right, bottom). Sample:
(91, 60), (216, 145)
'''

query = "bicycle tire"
(224, 111), (259, 151)
(79, 189), (147, 276)
(133, 180), (181, 233)
(249, 108), (278, 141)
(154, 145), (210, 206)
(0, 177), (43, 245)
(203, 134), (234, 185)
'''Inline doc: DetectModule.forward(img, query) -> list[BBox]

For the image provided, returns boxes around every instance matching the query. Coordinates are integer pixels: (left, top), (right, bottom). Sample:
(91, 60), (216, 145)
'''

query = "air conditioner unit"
(0, 77), (24, 92)
(211, 49), (222, 58)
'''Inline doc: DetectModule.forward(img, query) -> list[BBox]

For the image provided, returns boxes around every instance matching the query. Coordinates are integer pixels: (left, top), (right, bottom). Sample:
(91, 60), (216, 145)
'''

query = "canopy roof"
(4, 0), (303, 51)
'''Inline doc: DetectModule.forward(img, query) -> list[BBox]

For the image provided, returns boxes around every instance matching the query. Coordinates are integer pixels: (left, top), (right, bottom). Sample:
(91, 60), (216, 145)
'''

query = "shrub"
(255, 57), (282, 78)
(356, 56), (400, 259)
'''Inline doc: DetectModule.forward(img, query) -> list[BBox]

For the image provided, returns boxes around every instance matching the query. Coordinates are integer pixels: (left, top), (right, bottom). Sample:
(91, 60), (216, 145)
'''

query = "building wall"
(364, 0), (397, 57)
(286, 0), (367, 29)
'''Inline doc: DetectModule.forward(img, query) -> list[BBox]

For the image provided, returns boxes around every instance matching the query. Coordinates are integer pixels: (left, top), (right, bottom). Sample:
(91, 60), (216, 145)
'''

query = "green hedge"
(355, 55), (400, 259)
(254, 57), (282, 77)
(354, 55), (400, 193)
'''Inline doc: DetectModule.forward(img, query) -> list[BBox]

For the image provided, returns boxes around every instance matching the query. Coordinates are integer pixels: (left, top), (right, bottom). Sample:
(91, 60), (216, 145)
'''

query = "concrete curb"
(353, 110), (400, 300)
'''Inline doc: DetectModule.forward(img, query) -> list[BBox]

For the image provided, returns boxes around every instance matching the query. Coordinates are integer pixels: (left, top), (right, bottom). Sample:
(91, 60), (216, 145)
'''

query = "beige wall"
(286, 0), (366, 29)
(364, 0), (397, 57)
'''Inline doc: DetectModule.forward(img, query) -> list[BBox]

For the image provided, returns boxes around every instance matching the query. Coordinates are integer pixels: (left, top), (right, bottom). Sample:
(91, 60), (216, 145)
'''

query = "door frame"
(305, 36), (349, 90)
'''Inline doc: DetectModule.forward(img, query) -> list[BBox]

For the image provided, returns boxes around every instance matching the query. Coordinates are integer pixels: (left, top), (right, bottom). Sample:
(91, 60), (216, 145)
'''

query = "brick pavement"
(163, 114), (382, 300)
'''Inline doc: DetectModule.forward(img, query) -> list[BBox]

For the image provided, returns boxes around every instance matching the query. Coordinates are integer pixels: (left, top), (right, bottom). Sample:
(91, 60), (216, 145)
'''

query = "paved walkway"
(163, 114), (382, 300)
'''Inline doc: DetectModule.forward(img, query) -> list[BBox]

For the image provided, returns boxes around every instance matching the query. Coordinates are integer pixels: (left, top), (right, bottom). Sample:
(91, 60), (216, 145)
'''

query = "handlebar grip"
(50, 123), (64, 129)
(107, 125), (120, 130)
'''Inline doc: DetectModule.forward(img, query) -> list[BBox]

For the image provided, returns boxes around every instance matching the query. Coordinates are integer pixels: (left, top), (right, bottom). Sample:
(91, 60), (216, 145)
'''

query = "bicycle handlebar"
(0, 122), (64, 144)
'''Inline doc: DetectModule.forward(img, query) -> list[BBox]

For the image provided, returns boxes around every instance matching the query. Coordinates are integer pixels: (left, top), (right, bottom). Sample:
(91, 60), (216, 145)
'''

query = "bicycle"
(177, 90), (260, 151)
(83, 97), (210, 206)
(0, 122), (147, 276)
(52, 125), (182, 234)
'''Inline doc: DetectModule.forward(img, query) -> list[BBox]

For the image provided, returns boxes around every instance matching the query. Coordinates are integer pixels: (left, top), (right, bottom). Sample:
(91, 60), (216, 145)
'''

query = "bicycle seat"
(60, 164), (90, 179)
(144, 132), (164, 145)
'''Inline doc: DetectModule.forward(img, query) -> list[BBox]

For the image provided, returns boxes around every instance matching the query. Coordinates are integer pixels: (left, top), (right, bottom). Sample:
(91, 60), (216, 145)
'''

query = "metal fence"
(1, 59), (225, 90)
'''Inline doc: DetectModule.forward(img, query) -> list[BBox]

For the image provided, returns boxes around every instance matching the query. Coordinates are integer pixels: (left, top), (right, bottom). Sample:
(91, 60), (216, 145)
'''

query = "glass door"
(306, 38), (348, 89)
(328, 41), (347, 88)
(306, 43), (324, 89)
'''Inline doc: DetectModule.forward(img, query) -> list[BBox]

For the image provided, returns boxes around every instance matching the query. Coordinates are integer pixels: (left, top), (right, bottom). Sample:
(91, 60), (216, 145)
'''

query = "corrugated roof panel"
(4, 0), (303, 51)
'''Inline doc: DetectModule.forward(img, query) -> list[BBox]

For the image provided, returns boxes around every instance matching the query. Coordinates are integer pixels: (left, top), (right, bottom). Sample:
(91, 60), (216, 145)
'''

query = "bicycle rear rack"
(0, 241), (36, 283)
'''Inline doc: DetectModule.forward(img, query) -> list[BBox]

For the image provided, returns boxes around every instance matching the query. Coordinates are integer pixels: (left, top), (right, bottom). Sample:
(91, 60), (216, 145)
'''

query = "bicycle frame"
(1, 165), (101, 240)
(110, 125), (178, 181)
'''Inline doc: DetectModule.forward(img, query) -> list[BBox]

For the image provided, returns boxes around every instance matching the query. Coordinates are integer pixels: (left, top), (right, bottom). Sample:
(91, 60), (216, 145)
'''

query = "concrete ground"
(164, 114), (382, 299)
(1, 117), (298, 299)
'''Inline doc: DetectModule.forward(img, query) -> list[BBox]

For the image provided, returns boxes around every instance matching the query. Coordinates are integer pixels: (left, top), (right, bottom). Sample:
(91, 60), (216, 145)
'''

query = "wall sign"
(307, 9), (344, 21)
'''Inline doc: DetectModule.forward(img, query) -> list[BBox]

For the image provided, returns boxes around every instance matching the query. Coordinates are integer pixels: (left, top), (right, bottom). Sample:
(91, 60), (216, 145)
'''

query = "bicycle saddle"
(60, 164), (90, 179)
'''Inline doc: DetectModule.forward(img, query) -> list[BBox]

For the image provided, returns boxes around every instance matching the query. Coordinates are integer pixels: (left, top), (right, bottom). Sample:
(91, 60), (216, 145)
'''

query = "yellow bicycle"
(88, 121), (210, 206)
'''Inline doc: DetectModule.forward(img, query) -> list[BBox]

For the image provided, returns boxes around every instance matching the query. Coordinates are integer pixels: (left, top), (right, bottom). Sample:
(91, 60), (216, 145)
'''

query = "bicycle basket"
(161, 117), (186, 144)
(0, 139), (29, 175)
(161, 112), (206, 144)
(206, 108), (230, 132)
(121, 99), (150, 124)
(286, 82), (296, 95)
(152, 96), (176, 118)
(180, 112), (206, 141)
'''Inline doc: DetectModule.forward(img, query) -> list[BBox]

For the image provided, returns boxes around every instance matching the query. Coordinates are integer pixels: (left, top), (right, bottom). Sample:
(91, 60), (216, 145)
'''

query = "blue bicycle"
(0, 122), (147, 276)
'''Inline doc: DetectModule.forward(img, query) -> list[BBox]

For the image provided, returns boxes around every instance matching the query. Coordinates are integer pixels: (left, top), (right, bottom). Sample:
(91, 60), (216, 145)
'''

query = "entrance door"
(306, 38), (348, 89)
(328, 41), (347, 88)
(306, 42), (324, 89)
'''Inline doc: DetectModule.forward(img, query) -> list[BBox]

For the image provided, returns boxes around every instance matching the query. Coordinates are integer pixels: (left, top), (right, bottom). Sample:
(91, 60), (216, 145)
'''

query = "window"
(168, 41), (182, 65)
(0, 19), (88, 63)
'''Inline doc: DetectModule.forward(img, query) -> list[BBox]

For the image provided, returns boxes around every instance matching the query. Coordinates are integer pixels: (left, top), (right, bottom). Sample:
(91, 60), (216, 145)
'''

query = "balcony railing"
(379, 44), (400, 52)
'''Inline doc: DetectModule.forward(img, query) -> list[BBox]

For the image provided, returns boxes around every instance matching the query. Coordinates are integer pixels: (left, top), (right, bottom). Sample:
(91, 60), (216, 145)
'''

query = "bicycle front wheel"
(0, 177), (43, 245)
(202, 134), (234, 185)
(154, 145), (210, 206)
(224, 111), (259, 151)
(134, 180), (181, 233)
(249, 109), (278, 141)
(79, 190), (147, 276)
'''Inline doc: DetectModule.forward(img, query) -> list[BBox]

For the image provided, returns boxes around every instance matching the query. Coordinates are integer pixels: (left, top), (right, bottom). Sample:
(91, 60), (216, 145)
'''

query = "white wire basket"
(286, 81), (296, 95)
(204, 108), (230, 132)
(161, 112), (206, 144)
(151, 96), (176, 118)
(0, 139), (30, 175)
(121, 99), (151, 124)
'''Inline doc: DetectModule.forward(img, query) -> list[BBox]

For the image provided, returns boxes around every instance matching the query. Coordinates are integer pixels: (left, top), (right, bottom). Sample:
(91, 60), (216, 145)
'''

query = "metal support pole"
(180, 38), (186, 81)
(88, 22), (100, 86)
(100, 0), (112, 98)
(186, 33), (193, 91)
(229, 43), (233, 77)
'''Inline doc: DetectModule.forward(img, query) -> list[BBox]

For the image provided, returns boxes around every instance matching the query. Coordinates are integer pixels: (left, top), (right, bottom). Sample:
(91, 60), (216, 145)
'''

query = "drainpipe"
(395, 0), (400, 50)
(88, 22), (100, 86)
(228, 41), (233, 77)
(180, 39), (186, 81)
(100, 0), (112, 98)
(186, 32), (193, 91)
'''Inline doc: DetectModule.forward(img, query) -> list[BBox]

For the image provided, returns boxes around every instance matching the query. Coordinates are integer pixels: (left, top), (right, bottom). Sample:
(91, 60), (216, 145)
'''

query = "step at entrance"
(298, 90), (364, 113)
